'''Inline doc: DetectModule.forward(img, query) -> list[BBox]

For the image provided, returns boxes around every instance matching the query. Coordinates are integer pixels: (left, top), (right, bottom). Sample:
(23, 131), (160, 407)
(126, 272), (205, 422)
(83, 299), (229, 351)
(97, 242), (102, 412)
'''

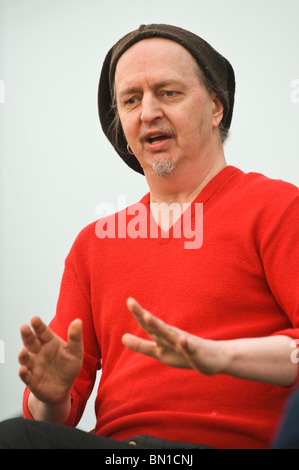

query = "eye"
(164, 91), (176, 97)
(125, 97), (137, 106)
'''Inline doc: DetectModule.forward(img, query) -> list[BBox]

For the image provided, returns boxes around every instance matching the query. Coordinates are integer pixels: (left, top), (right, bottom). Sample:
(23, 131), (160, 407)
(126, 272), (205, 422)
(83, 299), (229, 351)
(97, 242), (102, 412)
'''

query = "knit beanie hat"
(98, 24), (235, 175)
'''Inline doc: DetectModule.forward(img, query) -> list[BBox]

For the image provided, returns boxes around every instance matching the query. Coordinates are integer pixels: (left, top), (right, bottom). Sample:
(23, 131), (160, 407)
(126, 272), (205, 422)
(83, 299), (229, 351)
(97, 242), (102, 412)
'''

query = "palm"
(19, 317), (83, 404)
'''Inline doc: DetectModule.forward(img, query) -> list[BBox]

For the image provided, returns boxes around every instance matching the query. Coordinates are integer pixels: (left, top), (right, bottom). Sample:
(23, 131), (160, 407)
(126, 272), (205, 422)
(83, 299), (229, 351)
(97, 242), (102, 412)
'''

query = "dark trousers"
(0, 418), (211, 449)
(272, 385), (299, 449)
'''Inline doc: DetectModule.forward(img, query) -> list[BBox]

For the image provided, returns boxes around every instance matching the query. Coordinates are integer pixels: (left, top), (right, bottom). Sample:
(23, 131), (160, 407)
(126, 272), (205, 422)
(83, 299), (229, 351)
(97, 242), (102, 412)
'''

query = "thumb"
(178, 336), (200, 370)
(67, 319), (83, 357)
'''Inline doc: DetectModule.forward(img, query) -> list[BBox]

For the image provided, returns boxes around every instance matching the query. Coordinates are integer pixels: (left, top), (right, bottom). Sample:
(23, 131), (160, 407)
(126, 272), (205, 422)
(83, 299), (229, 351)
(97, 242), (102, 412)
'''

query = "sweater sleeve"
(260, 189), (299, 340)
(22, 229), (101, 427)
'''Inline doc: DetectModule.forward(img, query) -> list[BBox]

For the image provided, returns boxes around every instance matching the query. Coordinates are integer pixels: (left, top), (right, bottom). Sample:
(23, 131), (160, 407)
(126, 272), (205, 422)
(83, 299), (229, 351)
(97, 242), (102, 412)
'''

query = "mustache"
(139, 127), (177, 143)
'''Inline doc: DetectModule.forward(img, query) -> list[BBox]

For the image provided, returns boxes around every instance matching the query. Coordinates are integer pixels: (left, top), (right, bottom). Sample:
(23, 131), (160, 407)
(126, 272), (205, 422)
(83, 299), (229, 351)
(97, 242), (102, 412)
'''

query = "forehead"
(114, 37), (199, 89)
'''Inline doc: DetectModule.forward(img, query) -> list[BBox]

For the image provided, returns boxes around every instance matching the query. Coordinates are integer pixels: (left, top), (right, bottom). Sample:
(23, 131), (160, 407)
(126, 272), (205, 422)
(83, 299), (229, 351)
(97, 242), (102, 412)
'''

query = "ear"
(211, 93), (224, 128)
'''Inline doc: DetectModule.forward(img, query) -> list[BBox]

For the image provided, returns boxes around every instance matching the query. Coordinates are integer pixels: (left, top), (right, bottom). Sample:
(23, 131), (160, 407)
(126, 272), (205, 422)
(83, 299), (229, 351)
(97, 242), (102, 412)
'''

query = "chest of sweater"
(88, 205), (287, 371)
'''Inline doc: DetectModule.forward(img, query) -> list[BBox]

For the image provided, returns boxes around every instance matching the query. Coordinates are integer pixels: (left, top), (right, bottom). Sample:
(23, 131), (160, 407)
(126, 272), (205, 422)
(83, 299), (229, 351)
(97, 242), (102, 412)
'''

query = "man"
(0, 24), (298, 449)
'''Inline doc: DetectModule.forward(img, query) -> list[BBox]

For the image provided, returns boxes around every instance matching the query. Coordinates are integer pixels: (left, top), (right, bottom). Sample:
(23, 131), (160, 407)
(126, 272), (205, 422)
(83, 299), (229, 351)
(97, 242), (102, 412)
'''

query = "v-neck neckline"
(139, 165), (239, 245)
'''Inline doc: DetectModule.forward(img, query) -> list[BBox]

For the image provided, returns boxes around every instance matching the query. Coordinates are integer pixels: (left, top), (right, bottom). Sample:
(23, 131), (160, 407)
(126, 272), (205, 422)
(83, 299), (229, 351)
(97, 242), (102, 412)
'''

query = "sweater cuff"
(22, 387), (81, 427)
(272, 328), (299, 341)
(22, 387), (34, 420)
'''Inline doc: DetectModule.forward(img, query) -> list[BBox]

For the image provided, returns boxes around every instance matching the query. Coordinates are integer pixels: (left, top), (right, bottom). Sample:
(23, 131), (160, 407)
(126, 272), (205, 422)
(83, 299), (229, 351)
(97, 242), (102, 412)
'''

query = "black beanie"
(98, 24), (235, 175)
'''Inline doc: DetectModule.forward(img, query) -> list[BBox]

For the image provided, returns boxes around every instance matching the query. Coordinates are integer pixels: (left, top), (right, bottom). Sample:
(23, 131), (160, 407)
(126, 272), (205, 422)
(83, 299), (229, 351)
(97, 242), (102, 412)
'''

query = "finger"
(122, 333), (158, 358)
(126, 298), (149, 324)
(178, 335), (197, 355)
(19, 364), (32, 386)
(178, 336), (201, 370)
(126, 298), (158, 338)
(127, 298), (183, 348)
(30, 316), (55, 344)
(20, 324), (41, 354)
(67, 319), (83, 357)
(140, 313), (181, 349)
(18, 347), (33, 367)
(127, 298), (168, 338)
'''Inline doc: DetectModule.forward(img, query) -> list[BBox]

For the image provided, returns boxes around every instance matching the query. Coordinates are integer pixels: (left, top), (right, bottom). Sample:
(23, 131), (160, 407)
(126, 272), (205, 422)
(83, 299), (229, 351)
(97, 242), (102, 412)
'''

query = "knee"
(0, 418), (29, 449)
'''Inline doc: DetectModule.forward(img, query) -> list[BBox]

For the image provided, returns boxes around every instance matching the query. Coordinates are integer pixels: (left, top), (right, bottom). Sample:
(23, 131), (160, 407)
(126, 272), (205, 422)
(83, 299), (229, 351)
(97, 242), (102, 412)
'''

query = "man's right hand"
(18, 317), (83, 418)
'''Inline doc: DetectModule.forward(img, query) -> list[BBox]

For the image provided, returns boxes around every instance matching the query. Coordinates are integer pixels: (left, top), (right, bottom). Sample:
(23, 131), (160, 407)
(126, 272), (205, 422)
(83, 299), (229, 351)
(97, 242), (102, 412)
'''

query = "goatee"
(152, 158), (177, 177)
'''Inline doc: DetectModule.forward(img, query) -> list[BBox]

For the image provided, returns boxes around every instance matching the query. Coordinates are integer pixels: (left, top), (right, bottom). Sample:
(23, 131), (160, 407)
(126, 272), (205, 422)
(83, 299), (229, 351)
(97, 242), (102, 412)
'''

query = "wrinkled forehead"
(114, 37), (201, 89)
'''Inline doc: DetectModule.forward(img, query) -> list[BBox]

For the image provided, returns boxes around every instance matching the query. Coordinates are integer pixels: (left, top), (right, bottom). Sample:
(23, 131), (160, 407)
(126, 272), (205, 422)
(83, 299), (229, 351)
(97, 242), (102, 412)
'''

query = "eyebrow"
(117, 80), (184, 97)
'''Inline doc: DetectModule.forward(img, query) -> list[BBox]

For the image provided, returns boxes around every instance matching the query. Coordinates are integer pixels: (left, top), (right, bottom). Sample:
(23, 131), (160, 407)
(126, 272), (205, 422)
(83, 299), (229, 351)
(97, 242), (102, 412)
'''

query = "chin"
(152, 158), (178, 177)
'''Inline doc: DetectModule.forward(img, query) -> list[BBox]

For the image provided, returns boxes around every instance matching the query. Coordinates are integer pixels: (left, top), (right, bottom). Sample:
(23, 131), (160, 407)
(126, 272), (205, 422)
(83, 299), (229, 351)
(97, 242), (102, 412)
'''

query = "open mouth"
(147, 134), (171, 145)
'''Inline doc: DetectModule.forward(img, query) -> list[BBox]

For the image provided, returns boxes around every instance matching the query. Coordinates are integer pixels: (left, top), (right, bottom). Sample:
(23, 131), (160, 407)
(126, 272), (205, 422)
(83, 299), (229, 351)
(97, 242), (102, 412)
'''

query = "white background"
(0, 0), (298, 431)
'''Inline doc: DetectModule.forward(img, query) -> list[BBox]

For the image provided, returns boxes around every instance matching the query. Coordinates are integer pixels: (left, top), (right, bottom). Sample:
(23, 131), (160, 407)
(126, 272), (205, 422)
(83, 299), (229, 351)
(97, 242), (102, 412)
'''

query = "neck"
(146, 150), (227, 207)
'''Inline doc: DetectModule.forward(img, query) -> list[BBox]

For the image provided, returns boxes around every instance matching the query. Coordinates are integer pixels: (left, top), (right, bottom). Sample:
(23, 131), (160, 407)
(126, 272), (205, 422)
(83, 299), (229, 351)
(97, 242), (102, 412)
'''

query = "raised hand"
(122, 298), (225, 376)
(18, 317), (83, 406)
(122, 298), (299, 387)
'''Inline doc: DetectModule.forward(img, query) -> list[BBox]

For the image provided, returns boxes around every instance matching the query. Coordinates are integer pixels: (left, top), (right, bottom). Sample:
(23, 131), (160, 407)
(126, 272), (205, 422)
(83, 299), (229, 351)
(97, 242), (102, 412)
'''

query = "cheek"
(174, 101), (207, 134)
(176, 117), (204, 141)
(187, 105), (212, 138)
(119, 113), (139, 142)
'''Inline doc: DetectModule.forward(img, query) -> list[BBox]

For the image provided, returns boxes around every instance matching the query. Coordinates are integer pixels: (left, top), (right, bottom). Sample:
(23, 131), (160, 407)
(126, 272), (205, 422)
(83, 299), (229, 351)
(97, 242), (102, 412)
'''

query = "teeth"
(148, 135), (168, 144)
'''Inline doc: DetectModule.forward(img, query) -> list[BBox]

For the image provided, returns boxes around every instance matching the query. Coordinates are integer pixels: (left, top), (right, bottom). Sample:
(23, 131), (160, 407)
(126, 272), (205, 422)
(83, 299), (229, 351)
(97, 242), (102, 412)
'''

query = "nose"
(140, 93), (163, 123)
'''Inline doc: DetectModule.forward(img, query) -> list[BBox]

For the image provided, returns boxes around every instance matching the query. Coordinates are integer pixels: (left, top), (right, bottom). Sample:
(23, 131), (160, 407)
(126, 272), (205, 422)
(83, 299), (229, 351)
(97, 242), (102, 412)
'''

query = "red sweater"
(23, 166), (299, 448)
